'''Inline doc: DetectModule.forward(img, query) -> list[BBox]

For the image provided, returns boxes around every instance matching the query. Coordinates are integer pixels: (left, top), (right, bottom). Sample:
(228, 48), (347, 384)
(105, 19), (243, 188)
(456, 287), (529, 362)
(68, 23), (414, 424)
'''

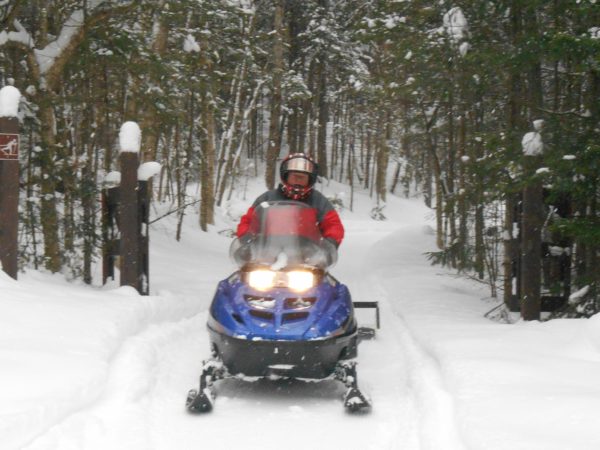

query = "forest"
(0, 0), (599, 320)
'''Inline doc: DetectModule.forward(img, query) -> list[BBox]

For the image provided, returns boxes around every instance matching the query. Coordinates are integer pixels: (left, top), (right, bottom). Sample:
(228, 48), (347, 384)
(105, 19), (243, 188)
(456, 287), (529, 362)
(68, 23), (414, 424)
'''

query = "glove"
(239, 234), (253, 245)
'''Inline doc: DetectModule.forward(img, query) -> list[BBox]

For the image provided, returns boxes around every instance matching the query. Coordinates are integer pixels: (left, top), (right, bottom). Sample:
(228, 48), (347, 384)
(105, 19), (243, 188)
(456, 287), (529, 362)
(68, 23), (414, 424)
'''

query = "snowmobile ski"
(335, 360), (372, 412)
(186, 359), (227, 413)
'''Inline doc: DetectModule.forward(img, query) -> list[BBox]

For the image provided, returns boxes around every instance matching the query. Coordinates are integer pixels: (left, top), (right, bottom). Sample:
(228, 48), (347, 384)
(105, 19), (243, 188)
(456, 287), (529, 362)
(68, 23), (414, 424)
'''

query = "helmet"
(279, 153), (318, 200)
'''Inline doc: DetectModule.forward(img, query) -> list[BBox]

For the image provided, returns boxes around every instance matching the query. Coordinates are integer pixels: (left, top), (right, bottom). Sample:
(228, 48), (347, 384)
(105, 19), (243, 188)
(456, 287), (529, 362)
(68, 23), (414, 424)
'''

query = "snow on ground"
(2, 178), (600, 449)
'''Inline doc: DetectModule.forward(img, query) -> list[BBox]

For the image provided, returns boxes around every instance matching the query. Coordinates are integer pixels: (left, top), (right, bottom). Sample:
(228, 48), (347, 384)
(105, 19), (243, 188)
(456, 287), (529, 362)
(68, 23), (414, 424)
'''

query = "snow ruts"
(22, 312), (205, 450)
(363, 225), (469, 450)
(389, 301), (468, 450)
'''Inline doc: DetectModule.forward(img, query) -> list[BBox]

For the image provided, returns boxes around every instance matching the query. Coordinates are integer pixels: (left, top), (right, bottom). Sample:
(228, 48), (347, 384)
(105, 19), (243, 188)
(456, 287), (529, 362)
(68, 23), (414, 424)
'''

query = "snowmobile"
(186, 201), (378, 413)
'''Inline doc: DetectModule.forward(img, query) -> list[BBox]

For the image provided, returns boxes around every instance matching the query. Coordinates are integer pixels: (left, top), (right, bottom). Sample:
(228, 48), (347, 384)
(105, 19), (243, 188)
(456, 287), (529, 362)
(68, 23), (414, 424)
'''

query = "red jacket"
(236, 187), (344, 246)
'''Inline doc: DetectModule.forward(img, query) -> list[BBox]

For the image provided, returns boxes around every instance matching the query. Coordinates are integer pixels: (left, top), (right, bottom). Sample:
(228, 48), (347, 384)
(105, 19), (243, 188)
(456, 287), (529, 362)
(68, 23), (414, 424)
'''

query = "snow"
(2, 177), (600, 449)
(30, 1), (117, 74)
(0, 20), (33, 48)
(443, 7), (468, 43)
(138, 162), (161, 181)
(119, 121), (141, 153)
(104, 171), (121, 185)
(522, 131), (543, 156)
(35, 11), (84, 75)
(569, 285), (590, 303)
(183, 34), (200, 53)
(0, 86), (21, 117)
(548, 245), (566, 256)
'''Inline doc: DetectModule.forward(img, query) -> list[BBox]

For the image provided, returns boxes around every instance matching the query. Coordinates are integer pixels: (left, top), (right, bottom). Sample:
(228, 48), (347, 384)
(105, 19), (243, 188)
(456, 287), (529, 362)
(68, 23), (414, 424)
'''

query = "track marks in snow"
(23, 315), (205, 450)
(393, 308), (468, 450)
(341, 222), (420, 450)
(362, 226), (469, 450)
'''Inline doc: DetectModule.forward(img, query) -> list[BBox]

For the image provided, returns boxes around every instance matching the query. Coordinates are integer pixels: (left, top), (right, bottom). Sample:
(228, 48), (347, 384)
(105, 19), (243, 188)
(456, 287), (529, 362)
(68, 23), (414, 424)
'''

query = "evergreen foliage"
(0, 0), (599, 318)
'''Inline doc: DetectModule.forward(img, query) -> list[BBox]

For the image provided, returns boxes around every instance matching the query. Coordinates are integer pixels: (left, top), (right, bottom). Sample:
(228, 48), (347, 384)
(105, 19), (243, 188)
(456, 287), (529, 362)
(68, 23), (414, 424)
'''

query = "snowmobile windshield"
(230, 201), (337, 270)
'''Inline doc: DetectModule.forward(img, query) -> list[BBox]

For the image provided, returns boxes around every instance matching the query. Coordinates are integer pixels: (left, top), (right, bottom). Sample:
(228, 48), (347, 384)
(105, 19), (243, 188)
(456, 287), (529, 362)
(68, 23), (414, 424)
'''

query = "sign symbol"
(0, 133), (19, 160)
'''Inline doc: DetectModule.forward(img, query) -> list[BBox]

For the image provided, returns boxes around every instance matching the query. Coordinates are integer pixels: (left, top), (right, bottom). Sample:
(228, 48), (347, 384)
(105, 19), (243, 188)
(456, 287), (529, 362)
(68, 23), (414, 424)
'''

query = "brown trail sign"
(0, 118), (20, 279)
(0, 133), (19, 160)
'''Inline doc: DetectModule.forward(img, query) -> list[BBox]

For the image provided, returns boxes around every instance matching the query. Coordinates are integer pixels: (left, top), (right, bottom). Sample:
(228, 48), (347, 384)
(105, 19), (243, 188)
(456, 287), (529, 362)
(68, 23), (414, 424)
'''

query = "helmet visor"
(285, 157), (314, 174)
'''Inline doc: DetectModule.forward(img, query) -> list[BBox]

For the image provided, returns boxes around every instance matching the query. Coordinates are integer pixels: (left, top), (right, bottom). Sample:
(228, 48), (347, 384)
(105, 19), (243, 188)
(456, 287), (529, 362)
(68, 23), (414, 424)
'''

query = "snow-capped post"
(0, 85), (21, 280)
(137, 162), (161, 296)
(101, 171), (121, 285)
(520, 120), (545, 320)
(119, 122), (142, 293)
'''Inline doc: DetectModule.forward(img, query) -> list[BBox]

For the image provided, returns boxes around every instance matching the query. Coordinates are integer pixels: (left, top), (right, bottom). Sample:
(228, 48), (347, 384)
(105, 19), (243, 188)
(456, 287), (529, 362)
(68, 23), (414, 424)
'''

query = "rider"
(236, 153), (344, 248)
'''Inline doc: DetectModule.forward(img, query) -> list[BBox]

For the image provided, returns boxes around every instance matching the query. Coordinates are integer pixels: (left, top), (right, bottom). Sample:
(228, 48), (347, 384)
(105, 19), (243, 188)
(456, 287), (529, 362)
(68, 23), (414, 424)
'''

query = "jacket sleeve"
(319, 209), (344, 246)
(236, 206), (255, 238)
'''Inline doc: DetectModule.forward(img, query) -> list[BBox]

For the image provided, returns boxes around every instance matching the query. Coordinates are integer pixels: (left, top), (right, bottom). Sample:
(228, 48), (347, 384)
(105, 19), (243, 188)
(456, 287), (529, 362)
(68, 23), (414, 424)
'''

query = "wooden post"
(137, 161), (161, 296)
(101, 177), (120, 285)
(120, 152), (139, 291)
(138, 180), (149, 295)
(0, 87), (21, 279)
(119, 122), (141, 292)
(503, 193), (520, 312)
(520, 125), (544, 320)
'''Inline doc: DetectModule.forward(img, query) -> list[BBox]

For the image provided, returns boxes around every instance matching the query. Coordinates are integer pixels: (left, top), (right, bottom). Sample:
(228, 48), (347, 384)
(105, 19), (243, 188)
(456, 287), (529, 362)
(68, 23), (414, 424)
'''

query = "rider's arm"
(236, 206), (255, 238)
(236, 191), (273, 238)
(310, 190), (344, 247)
(320, 209), (344, 247)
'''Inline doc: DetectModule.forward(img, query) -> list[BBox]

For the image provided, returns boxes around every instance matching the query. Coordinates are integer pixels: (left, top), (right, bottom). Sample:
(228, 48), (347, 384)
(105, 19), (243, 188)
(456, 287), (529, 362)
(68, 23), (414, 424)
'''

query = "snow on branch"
(0, 19), (34, 48)
(522, 119), (545, 156)
(442, 7), (470, 56)
(34, 10), (85, 75)
(522, 132), (543, 156)
(30, 1), (136, 81)
(183, 34), (200, 53)
(443, 7), (468, 43)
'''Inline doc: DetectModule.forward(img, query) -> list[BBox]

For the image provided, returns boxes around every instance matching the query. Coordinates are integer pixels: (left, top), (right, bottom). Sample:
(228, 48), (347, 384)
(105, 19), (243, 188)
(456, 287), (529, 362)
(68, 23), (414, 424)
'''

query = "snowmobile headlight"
(248, 269), (276, 291)
(286, 270), (315, 293)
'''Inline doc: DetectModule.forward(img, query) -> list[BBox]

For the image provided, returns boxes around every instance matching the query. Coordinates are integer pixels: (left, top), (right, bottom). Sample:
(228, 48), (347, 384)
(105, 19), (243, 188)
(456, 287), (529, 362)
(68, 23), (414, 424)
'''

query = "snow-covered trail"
(22, 198), (455, 450)
(7, 187), (600, 450)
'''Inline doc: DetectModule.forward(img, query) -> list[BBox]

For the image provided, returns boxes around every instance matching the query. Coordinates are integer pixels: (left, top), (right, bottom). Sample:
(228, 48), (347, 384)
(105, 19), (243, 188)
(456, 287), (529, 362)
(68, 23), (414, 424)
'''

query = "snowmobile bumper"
(208, 324), (358, 379)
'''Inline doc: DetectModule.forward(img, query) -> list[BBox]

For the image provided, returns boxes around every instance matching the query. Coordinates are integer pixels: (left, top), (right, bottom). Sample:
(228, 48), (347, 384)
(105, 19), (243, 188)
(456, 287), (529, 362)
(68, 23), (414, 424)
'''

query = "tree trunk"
(38, 101), (61, 272)
(520, 3), (544, 321)
(457, 114), (468, 270)
(140, 1), (169, 162)
(265, 0), (284, 189)
(376, 109), (390, 203)
(200, 88), (216, 231)
(316, 55), (328, 176)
